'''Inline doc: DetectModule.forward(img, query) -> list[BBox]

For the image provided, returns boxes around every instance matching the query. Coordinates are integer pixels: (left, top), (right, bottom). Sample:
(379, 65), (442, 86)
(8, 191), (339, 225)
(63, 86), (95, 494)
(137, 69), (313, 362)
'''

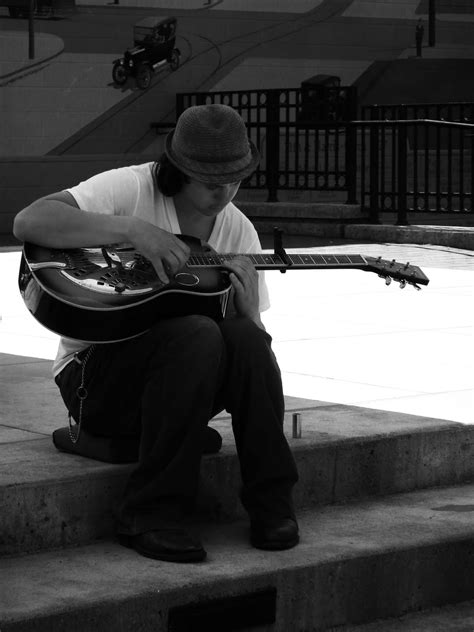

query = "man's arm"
(13, 191), (190, 284)
(14, 191), (133, 249)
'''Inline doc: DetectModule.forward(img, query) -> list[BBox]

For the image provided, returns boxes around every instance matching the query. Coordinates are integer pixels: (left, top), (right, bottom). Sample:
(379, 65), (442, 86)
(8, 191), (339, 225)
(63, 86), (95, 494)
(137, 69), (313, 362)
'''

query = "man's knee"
(219, 318), (273, 360)
(152, 315), (224, 359)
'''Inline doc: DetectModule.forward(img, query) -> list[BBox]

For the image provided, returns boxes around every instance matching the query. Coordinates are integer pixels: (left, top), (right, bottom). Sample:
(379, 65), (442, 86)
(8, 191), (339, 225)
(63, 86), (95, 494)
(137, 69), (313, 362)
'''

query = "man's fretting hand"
(223, 256), (260, 321)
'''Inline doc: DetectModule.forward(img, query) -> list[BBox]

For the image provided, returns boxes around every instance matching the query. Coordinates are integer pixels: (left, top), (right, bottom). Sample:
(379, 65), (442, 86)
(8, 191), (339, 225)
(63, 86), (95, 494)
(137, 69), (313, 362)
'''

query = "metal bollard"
(292, 412), (302, 438)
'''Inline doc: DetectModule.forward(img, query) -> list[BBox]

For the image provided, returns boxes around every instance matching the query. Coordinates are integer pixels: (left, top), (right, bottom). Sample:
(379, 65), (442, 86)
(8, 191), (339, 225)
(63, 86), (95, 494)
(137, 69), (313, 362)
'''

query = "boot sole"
(118, 534), (207, 563)
(251, 534), (300, 551)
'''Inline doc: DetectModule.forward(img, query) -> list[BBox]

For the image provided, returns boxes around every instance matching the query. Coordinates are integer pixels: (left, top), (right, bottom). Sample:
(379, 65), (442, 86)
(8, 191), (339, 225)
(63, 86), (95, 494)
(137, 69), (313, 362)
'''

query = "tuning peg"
(404, 262), (410, 269)
(385, 276), (392, 286)
(399, 279), (407, 289)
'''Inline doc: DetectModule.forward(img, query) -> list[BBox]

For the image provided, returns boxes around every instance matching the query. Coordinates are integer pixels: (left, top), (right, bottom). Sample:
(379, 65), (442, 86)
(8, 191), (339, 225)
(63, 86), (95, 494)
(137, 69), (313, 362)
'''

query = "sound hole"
(175, 273), (200, 287)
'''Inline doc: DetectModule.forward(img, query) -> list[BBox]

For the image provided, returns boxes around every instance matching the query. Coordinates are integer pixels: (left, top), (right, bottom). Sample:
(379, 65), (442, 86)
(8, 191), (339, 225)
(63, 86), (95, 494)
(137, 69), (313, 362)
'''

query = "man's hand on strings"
(130, 220), (190, 284)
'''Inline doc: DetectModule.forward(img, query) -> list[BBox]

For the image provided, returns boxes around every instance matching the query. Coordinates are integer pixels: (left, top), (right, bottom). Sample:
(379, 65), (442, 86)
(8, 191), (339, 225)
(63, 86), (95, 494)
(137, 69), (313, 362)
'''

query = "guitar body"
(18, 230), (429, 343)
(19, 236), (231, 342)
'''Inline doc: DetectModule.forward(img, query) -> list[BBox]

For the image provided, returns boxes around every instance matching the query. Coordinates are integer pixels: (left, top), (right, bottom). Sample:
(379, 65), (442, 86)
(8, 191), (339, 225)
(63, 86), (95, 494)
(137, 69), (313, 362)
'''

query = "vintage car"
(112, 16), (180, 89)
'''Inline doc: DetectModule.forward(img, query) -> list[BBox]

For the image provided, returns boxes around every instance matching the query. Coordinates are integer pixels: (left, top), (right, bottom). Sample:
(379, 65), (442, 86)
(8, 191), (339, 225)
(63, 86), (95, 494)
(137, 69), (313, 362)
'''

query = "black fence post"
(397, 123), (409, 225)
(175, 93), (185, 117)
(428, 0), (436, 46)
(345, 123), (358, 204)
(346, 86), (358, 121)
(369, 124), (380, 223)
(416, 19), (424, 57)
(28, 0), (35, 59)
(265, 90), (280, 202)
(471, 134), (474, 217)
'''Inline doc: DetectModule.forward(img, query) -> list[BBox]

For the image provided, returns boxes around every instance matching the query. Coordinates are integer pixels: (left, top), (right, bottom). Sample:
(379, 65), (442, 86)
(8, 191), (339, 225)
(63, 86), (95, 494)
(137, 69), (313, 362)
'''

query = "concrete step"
(239, 201), (367, 239)
(238, 201), (366, 239)
(238, 201), (364, 222)
(1, 482), (474, 632)
(2, 404), (473, 556)
(344, 600), (474, 631)
(236, 202), (474, 246)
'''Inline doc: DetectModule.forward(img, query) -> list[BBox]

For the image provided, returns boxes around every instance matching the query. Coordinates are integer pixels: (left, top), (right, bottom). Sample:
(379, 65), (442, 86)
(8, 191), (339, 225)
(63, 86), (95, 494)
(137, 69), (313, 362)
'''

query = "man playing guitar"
(14, 104), (299, 563)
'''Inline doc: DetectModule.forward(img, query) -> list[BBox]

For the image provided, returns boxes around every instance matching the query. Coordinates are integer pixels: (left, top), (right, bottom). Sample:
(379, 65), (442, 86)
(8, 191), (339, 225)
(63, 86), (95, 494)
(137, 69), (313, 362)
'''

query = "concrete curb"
(2, 483), (474, 632)
(238, 201), (364, 221)
(238, 202), (474, 250)
(345, 224), (474, 251)
(250, 219), (474, 250)
(2, 406), (473, 556)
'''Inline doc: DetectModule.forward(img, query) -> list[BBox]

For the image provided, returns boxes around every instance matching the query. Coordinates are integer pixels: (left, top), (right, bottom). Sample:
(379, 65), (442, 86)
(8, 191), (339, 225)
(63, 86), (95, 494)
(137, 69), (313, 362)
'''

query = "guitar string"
(67, 249), (367, 267)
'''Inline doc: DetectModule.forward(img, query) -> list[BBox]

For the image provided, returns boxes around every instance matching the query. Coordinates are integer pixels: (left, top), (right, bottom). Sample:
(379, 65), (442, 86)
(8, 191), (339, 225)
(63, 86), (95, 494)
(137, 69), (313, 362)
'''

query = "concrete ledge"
(253, 221), (474, 250)
(239, 201), (365, 221)
(254, 219), (347, 238)
(345, 224), (474, 251)
(348, 599), (474, 631)
(238, 202), (474, 250)
(2, 406), (473, 556)
(2, 483), (474, 631)
(239, 201), (365, 239)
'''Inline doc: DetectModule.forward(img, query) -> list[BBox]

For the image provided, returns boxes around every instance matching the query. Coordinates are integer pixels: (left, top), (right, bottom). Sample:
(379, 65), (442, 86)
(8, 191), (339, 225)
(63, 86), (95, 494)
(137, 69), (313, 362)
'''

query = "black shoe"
(250, 518), (299, 551)
(118, 527), (207, 563)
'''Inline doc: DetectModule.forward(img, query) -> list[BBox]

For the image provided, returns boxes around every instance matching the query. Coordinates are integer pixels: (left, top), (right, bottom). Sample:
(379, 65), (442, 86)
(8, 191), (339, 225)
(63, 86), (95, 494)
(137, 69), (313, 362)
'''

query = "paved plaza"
(1, 239), (472, 448)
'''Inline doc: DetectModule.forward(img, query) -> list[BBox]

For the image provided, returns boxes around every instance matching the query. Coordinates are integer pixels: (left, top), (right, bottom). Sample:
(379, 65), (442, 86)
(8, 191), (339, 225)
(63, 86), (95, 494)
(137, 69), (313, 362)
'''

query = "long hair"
(154, 153), (189, 197)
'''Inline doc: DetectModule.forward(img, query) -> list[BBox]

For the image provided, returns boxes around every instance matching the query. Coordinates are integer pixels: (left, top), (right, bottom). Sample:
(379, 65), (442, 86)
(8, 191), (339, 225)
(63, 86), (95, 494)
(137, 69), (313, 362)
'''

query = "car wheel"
(169, 49), (180, 71)
(112, 61), (128, 86)
(136, 64), (152, 89)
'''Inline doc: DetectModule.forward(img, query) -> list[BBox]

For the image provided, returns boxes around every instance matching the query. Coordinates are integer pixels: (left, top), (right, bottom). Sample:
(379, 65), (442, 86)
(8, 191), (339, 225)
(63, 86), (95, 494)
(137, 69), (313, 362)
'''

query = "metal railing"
(361, 102), (474, 125)
(176, 87), (358, 124)
(245, 120), (353, 202)
(159, 95), (474, 223)
(355, 118), (473, 224)
(244, 118), (473, 223)
(176, 87), (357, 201)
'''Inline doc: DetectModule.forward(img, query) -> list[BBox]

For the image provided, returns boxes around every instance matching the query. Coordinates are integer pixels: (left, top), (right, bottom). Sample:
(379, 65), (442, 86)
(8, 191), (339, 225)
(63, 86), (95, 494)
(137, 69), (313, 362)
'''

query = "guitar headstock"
(364, 256), (430, 290)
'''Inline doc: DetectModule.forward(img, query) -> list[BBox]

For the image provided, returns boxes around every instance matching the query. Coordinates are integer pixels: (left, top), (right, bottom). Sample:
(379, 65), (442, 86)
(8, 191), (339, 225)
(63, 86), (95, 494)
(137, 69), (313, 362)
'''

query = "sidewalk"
(0, 29), (64, 81)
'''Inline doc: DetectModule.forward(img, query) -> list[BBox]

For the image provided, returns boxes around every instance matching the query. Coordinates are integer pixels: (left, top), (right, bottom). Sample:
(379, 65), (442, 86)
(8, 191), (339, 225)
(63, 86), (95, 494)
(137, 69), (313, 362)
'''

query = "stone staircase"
(2, 392), (474, 631)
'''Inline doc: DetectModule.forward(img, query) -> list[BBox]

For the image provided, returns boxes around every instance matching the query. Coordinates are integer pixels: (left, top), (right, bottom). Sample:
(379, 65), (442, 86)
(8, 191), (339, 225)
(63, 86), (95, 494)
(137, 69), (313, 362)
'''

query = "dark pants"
(56, 315), (298, 535)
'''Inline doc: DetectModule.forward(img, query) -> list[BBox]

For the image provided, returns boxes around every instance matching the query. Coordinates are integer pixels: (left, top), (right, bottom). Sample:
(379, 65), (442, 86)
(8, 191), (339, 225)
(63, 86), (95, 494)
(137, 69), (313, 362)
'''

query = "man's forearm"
(13, 199), (133, 248)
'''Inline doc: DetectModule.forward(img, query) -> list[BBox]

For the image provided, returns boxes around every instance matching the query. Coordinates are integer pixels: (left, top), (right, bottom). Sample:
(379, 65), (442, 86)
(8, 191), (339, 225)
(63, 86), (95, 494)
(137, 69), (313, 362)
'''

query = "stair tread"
(1, 404), (465, 487)
(347, 599), (474, 631)
(2, 482), (474, 626)
(2, 404), (473, 559)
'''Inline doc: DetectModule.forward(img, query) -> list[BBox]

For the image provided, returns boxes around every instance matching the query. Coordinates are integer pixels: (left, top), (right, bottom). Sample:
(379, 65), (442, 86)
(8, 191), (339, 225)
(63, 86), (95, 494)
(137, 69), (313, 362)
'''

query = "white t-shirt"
(52, 162), (270, 376)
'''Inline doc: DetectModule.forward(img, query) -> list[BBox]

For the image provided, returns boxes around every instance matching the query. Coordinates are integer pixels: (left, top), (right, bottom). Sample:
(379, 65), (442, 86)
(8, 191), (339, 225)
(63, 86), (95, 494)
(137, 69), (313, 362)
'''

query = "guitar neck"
(187, 250), (430, 287)
(187, 252), (368, 271)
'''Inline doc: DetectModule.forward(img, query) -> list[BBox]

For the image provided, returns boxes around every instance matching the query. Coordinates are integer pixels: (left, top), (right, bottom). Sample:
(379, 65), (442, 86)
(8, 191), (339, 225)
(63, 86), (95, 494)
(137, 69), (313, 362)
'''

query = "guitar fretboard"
(187, 252), (368, 270)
